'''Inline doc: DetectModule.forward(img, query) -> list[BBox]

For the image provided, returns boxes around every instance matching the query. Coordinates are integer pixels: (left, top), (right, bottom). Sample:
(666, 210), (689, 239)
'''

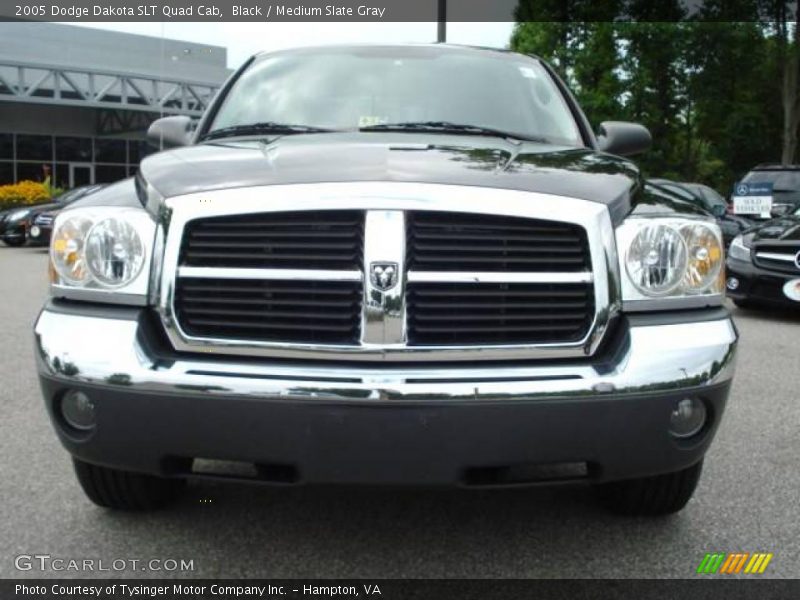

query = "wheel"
(595, 460), (703, 516)
(72, 458), (184, 510)
(2, 235), (25, 247)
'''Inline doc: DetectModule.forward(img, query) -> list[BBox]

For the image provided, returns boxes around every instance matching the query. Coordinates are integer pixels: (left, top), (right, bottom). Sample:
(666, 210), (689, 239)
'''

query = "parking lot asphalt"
(1, 245), (798, 579)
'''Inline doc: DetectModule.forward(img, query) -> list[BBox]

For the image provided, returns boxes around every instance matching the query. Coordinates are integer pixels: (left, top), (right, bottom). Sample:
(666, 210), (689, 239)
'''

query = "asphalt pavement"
(1, 246), (798, 579)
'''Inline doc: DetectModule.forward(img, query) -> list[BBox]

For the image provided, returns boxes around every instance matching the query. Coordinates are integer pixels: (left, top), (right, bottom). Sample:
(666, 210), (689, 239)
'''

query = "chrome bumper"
(35, 308), (737, 403)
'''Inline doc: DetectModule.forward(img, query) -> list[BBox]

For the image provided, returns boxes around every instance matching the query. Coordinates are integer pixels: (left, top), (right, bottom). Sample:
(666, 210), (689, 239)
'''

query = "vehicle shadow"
(730, 304), (800, 324)
(90, 479), (686, 578)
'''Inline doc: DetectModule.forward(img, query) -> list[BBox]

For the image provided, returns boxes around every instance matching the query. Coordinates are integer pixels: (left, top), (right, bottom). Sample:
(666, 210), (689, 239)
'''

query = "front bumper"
(0, 221), (26, 241)
(726, 257), (800, 308)
(35, 304), (738, 486)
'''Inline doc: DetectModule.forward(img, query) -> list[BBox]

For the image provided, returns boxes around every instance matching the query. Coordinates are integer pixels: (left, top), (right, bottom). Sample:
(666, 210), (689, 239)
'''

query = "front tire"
(595, 460), (703, 516)
(73, 459), (184, 510)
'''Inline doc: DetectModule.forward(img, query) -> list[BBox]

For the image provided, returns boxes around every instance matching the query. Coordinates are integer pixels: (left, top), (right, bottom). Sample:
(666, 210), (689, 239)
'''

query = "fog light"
(669, 398), (706, 439)
(726, 277), (739, 290)
(61, 390), (96, 431)
(30, 225), (41, 238)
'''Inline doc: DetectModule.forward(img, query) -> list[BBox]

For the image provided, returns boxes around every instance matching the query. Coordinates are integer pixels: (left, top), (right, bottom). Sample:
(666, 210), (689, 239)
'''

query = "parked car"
(648, 178), (753, 247)
(0, 206), (37, 246)
(0, 185), (104, 247)
(36, 45), (737, 516)
(726, 206), (800, 308)
(27, 184), (105, 246)
(734, 164), (800, 219)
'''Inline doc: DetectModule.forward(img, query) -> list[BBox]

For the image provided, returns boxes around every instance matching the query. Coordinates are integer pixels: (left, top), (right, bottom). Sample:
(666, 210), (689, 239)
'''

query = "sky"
(64, 22), (516, 68)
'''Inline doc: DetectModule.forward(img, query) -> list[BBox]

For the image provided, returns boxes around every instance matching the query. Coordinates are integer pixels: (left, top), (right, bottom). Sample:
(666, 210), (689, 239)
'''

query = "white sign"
(732, 181), (774, 218)
(733, 195), (773, 217)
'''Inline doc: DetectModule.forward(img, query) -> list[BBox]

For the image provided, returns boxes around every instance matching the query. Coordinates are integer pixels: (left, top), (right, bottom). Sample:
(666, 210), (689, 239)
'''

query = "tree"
(510, 1), (792, 191)
(768, 2), (800, 164)
(511, 1), (624, 124)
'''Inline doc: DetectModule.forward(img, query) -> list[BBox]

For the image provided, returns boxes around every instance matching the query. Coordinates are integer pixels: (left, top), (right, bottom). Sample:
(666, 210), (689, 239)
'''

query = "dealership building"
(0, 22), (230, 188)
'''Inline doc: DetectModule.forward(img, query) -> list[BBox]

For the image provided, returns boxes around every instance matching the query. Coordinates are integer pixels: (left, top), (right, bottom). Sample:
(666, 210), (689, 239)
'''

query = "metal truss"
(96, 109), (161, 135)
(0, 60), (221, 116)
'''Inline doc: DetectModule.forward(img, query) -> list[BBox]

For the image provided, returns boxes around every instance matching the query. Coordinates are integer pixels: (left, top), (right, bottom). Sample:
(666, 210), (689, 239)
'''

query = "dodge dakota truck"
(35, 44), (737, 515)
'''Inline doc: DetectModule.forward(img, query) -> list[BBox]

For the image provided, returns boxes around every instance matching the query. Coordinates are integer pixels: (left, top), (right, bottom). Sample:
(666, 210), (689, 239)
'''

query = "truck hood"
(139, 132), (643, 223)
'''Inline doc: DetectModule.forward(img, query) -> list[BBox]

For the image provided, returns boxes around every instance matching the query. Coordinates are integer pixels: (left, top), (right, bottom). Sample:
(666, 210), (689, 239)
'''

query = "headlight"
(617, 217), (724, 309)
(49, 207), (155, 304)
(51, 215), (93, 284)
(728, 234), (752, 262)
(681, 223), (724, 291)
(85, 218), (146, 287)
(624, 223), (687, 296)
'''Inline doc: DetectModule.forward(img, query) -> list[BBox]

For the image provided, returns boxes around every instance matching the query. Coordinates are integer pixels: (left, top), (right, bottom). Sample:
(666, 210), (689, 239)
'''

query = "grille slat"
(187, 241), (360, 250)
(407, 282), (594, 345)
(407, 211), (590, 272)
(411, 256), (586, 265)
(181, 251), (361, 262)
(414, 324), (583, 333)
(753, 243), (800, 274)
(181, 210), (364, 270)
(412, 301), (588, 309)
(413, 243), (585, 254)
(176, 277), (362, 344)
(180, 296), (354, 308)
(182, 319), (359, 333)
(413, 312), (589, 322)
(190, 230), (359, 239)
(181, 307), (360, 320)
(179, 283), (358, 296)
(414, 232), (584, 243)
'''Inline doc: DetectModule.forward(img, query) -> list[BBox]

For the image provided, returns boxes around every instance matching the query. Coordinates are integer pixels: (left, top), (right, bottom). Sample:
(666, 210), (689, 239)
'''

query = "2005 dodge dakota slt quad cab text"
(35, 45), (737, 515)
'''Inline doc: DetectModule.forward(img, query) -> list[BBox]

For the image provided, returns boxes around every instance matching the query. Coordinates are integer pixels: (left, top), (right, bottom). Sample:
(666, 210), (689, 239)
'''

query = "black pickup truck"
(36, 44), (737, 516)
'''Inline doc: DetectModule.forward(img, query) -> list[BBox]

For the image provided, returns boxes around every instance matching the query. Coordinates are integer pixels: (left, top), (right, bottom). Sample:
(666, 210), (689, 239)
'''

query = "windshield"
(743, 170), (800, 192)
(208, 47), (582, 146)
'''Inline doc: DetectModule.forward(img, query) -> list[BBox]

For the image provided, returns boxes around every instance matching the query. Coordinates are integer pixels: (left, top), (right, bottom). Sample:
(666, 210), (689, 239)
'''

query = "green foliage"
(510, 6), (790, 194)
(42, 175), (65, 199)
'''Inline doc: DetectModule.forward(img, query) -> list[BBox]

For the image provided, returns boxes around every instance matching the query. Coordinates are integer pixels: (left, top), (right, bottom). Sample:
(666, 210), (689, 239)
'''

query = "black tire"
(72, 458), (184, 510)
(595, 460), (703, 516)
(2, 236), (25, 247)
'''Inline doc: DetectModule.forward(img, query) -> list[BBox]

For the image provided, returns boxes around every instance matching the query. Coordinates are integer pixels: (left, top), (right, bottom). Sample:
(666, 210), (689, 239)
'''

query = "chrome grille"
(753, 243), (800, 274)
(160, 184), (614, 362)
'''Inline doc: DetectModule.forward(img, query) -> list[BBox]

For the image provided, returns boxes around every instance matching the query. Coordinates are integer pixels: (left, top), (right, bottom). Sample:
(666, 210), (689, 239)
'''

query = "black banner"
(0, 0), (797, 22)
(4, 580), (800, 600)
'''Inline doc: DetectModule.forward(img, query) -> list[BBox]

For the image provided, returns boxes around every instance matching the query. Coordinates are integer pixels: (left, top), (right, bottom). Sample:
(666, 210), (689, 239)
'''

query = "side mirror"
(147, 116), (194, 149)
(597, 121), (652, 157)
(711, 204), (727, 218)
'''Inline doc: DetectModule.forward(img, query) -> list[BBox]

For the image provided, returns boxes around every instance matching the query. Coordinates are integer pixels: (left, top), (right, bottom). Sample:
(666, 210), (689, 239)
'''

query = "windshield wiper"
(359, 121), (549, 143)
(200, 122), (334, 141)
